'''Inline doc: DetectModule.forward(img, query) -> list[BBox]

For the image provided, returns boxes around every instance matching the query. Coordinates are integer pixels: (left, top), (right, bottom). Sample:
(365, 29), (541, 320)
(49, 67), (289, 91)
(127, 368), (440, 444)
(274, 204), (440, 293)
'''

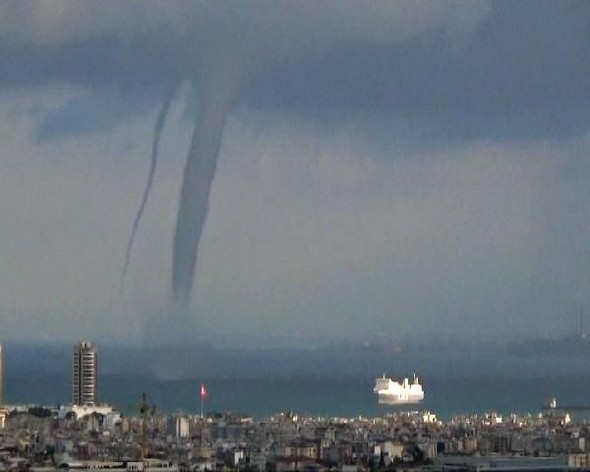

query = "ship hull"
(374, 374), (424, 405)
(377, 393), (424, 405)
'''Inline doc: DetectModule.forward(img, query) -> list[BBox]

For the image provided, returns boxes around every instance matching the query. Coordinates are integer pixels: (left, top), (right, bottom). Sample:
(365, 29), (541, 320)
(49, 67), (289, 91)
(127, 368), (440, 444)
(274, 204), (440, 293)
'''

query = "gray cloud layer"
(2, 1), (587, 149)
(0, 1), (589, 343)
(0, 1), (487, 86)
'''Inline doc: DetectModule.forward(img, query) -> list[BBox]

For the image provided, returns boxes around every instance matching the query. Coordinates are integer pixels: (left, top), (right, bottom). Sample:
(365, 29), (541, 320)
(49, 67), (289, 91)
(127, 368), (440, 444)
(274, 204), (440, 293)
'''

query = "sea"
(5, 341), (590, 422)
(97, 374), (590, 421)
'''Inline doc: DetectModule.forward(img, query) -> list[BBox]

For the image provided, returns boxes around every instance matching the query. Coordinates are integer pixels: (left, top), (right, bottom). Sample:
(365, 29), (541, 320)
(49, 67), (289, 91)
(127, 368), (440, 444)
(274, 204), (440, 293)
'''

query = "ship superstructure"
(374, 373), (424, 404)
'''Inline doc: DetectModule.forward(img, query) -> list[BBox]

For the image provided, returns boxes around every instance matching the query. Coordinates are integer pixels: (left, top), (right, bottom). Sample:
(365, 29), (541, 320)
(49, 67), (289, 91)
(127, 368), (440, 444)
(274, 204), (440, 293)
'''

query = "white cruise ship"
(373, 373), (424, 404)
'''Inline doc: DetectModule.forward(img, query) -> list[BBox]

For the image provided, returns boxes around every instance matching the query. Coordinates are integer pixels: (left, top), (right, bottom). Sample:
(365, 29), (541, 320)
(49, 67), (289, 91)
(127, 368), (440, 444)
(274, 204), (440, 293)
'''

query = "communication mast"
(140, 392), (156, 460)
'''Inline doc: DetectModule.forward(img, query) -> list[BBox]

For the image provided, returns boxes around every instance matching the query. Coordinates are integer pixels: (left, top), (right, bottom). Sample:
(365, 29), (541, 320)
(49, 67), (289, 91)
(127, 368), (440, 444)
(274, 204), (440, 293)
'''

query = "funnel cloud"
(122, 85), (175, 284)
(172, 87), (232, 303)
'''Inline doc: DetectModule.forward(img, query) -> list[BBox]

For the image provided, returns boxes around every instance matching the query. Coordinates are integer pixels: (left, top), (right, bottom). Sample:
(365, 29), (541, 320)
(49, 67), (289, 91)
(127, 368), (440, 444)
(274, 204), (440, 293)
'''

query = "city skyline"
(0, 1), (588, 343)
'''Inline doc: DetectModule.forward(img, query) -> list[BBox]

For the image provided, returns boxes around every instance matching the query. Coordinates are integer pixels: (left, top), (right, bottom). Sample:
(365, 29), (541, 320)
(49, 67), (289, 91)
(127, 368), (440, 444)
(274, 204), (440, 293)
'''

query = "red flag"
(200, 383), (208, 400)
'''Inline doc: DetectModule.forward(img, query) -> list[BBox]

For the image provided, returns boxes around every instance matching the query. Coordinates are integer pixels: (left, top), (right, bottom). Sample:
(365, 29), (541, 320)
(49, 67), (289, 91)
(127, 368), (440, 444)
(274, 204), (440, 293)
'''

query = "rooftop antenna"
(140, 393), (156, 461)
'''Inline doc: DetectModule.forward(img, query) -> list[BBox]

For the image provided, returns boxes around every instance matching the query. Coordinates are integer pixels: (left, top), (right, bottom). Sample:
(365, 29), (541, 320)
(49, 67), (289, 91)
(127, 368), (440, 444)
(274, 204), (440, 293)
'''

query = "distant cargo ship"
(374, 373), (424, 404)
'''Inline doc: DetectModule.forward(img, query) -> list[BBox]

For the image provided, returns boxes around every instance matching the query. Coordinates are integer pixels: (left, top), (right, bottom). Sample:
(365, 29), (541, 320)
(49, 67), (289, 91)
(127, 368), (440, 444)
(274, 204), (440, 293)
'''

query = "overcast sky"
(0, 1), (589, 345)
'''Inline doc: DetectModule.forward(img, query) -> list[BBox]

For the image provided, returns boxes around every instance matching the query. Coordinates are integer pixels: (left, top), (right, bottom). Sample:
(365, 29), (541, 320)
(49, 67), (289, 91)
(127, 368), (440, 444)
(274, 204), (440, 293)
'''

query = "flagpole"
(200, 391), (204, 420)
(200, 382), (206, 420)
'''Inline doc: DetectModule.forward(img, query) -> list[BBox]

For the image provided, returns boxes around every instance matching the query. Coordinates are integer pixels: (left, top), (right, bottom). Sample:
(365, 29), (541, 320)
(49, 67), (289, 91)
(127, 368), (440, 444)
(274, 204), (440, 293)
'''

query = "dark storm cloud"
(247, 1), (590, 141)
(1, 1), (589, 340)
(2, 1), (587, 142)
(0, 1), (488, 136)
(0, 0), (493, 303)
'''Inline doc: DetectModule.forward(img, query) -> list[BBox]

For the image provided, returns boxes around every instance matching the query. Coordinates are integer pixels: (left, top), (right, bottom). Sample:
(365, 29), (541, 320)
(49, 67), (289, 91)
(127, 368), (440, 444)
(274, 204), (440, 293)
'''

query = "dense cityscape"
(2, 341), (590, 472)
(1, 3), (589, 472)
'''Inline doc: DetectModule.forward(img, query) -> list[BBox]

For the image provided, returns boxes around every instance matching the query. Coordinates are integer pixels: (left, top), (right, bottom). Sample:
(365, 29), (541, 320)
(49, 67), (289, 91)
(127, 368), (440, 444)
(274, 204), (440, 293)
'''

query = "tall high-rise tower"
(72, 340), (97, 406)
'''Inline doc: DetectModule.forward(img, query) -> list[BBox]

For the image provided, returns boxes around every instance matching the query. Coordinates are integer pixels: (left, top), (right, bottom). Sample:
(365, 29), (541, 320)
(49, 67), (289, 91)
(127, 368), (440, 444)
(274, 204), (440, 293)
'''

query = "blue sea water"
(7, 373), (590, 422)
(5, 342), (590, 421)
(111, 375), (590, 421)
